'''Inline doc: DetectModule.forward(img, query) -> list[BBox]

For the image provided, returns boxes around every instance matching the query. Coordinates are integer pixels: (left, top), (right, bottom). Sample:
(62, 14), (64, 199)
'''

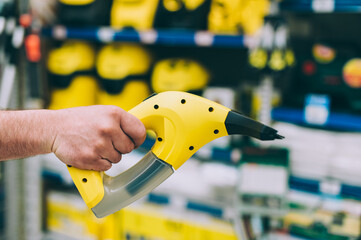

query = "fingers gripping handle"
(66, 93), (174, 211)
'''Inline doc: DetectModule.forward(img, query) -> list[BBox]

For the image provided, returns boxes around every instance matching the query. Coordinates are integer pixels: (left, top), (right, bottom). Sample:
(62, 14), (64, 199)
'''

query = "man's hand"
(0, 105), (146, 171)
(51, 105), (146, 171)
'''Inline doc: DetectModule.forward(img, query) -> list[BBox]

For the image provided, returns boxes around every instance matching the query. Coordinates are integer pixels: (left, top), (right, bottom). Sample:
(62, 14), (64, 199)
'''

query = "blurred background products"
(284, 211), (360, 240)
(96, 42), (152, 111)
(110, 0), (159, 30)
(151, 58), (210, 94)
(47, 40), (98, 109)
(57, 0), (112, 26)
(283, 40), (361, 114)
(46, 189), (238, 240)
(153, 0), (211, 30)
(208, 0), (270, 35)
(2, 0), (361, 239)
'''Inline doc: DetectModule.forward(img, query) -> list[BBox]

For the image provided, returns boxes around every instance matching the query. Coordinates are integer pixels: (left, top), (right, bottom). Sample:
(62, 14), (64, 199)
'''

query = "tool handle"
(66, 93), (170, 209)
(67, 91), (230, 210)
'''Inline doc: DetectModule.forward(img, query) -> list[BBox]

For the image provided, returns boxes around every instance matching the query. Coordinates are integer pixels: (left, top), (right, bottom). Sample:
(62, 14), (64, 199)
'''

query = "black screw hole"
(214, 129), (219, 134)
(189, 146), (194, 151)
(82, 178), (87, 183)
(208, 107), (214, 112)
(67, 165), (72, 168)
(181, 99), (186, 104)
(154, 105), (159, 109)
(157, 137), (163, 142)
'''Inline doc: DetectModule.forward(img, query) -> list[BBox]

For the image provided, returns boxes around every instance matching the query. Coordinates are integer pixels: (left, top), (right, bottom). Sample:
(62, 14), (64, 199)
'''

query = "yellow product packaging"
(96, 43), (152, 111)
(118, 203), (237, 240)
(110, 0), (159, 30)
(208, 0), (270, 35)
(47, 40), (97, 109)
(251, 87), (281, 120)
(183, 217), (237, 240)
(99, 213), (121, 240)
(208, 0), (244, 34)
(48, 76), (98, 109)
(238, 0), (270, 35)
(47, 191), (99, 239)
(119, 205), (170, 239)
(47, 191), (119, 240)
(151, 58), (209, 94)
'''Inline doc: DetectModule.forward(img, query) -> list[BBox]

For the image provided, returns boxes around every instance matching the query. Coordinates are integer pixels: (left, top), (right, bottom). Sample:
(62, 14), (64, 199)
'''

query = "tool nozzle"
(225, 110), (284, 141)
(275, 134), (285, 140)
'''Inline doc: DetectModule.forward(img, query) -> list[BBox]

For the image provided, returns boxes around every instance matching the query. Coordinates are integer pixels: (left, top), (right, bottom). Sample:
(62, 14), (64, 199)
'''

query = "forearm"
(0, 105), (146, 170)
(0, 109), (56, 160)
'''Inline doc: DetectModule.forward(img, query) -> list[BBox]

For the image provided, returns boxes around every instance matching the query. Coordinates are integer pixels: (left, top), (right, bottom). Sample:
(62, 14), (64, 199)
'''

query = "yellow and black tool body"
(57, 0), (112, 26)
(67, 91), (284, 218)
(153, 0), (211, 30)
(96, 43), (152, 111)
(47, 40), (98, 109)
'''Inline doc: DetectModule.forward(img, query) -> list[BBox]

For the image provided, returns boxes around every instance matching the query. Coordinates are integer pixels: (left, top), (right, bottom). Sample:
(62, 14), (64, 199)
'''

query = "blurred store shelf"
(41, 25), (257, 48)
(280, 0), (361, 13)
(290, 176), (361, 201)
(272, 107), (361, 132)
(43, 232), (79, 240)
(41, 147), (238, 221)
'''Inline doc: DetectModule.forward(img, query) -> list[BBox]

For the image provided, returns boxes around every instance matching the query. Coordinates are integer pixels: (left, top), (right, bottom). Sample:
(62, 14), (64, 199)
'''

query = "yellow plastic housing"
(67, 167), (104, 209)
(68, 91), (231, 209)
(129, 91), (230, 169)
(110, 0), (159, 30)
(151, 59), (209, 93)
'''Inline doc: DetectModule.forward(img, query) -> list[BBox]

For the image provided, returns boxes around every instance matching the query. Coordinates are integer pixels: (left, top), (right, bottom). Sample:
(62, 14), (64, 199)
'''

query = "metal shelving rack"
(272, 107), (361, 132)
(280, 0), (361, 13)
(41, 25), (256, 48)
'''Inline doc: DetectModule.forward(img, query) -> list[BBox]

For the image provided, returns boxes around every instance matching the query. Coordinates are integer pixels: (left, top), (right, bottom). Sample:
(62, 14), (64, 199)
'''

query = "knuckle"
(122, 141), (135, 153)
(134, 121), (146, 137)
(80, 149), (98, 163)
(100, 162), (112, 171)
(93, 139), (106, 151)
(98, 122), (113, 136)
(107, 105), (122, 117)
(113, 155), (122, 164)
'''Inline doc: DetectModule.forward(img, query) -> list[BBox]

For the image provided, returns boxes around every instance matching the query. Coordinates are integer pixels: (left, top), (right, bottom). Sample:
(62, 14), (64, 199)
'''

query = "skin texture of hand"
(0, 105), (146, 171)
(52, 105), (146, 171)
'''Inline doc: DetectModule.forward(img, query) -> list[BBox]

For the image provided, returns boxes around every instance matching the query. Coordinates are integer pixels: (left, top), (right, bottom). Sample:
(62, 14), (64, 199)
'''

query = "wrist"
(39, 109), (62, 154)
(20, 109), (61, 155)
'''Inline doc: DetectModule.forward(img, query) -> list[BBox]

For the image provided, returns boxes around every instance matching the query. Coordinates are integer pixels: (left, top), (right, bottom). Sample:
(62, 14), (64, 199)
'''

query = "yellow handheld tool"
(68, 91), (284, 218)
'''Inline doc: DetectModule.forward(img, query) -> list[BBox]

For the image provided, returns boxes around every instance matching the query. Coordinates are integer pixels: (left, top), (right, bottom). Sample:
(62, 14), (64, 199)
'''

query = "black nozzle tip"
(225, 110), (285, 141)
(260, 127), (285, 141)
(260, 131), (285, 141)
(275, 134), (285, 140)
